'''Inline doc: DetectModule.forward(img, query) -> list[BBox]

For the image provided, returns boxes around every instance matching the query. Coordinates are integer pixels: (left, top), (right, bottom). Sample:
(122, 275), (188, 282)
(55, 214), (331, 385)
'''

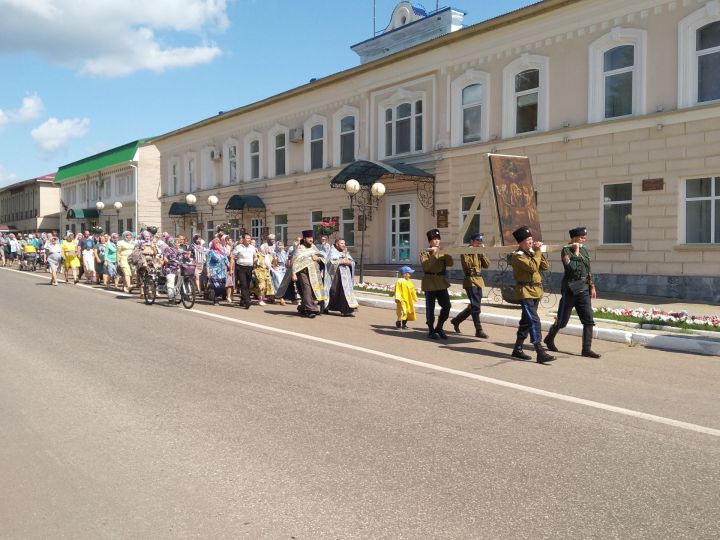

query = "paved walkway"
(354, 276), (720, 357)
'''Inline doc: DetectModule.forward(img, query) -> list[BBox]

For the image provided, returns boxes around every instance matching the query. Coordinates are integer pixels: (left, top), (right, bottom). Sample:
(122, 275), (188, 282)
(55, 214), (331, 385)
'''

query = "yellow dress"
(252, 254), (273, 297)
(394, 278), (418, 321)
(61, 240), (80, 269)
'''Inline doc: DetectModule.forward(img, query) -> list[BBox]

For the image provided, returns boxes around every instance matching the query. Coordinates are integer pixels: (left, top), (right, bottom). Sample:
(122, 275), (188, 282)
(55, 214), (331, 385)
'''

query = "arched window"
(462, 84), (483, 143)
(679, 4), (720, 107)
(502, 55), (549, 138)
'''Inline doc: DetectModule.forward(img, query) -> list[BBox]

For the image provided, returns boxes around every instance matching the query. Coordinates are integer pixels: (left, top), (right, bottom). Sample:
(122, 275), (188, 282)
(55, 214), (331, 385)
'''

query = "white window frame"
(341, 207), (354, 247)
(274, 214), (288, 244)
(588, 27), (646, 123)
(167, 159), (180, 195)
(601, 182), (633, 245)
(303, 114), (327, 172)
(502, 54), (549, 138)
(378, 88), (426, 159)
(679, 1), (720, 108)
(244, 131), (262, 181)
(184, 153), (196, 193)
(310, 209), (323, 238)
(223, 138), (239, 185)
(102, 175), (112, 198)
(250, 218), (264, 244)
(682, 176), (720, 244)
(451, 70), (490, 147)
(332, 105), (359, 166)
(459, 195), (481, 246)
(200, 146), (215, 190)
(268, 124), (289, 178)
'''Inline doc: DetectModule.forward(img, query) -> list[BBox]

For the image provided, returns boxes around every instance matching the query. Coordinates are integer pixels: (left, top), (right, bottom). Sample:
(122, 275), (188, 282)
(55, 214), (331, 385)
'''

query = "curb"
(356, 295), (720, 357)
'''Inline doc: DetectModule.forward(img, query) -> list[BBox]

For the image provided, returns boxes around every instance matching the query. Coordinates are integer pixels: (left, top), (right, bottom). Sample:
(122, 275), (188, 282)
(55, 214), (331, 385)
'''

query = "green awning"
(330, 159), (434, 187)
(225, 194), (266, 211)
(55, 138), (153, 183)
(66, 208), (99, 219)
(168, 202), (198, 216)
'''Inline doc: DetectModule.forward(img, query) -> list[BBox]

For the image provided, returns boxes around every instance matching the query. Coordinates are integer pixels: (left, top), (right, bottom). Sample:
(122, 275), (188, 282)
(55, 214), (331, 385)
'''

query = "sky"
(0, 0), (537, 187)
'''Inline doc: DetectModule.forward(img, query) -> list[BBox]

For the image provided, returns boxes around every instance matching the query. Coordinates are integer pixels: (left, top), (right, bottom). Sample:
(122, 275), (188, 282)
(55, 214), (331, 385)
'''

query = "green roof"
(55, 138), (153, 183)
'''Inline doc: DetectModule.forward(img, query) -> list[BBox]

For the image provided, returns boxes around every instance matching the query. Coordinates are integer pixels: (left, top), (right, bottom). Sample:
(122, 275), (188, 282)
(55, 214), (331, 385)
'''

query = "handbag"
(567, 279), (587, 295)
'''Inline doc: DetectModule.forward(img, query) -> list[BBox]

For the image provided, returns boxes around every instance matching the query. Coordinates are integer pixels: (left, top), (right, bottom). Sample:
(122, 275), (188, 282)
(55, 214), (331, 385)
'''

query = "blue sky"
(0, 0), (536, 187)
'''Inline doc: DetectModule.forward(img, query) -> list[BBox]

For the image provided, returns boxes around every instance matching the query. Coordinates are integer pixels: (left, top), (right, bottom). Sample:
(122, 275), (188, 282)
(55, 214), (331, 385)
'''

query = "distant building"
(0, 173), (60, 233)
(55, 139), (161, 235)
(153, 0), (720, 300)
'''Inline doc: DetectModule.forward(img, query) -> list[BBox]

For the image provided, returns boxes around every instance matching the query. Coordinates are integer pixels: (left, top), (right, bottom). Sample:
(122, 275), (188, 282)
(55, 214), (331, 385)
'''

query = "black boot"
(582, 325), (601, 358)
(450, 317), (461, 334)
(427, 323), (439, 340)
(451, 306), (470, 333)
(534, 342), (556, 364)
(544, 324), (559, 352)
(472, 313), (488, 338)
(435, 322), (448, 340)
(511, 337), (531, 360)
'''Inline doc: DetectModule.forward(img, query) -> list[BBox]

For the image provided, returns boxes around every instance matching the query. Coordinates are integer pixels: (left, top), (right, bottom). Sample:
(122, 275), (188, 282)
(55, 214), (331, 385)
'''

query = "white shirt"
(232, 243), (255, 266)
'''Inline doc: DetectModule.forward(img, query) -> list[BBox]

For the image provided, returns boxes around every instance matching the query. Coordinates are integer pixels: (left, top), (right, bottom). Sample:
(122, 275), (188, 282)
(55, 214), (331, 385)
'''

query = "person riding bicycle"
(161, 237), (183, 302)
(132, 227), (159, 296)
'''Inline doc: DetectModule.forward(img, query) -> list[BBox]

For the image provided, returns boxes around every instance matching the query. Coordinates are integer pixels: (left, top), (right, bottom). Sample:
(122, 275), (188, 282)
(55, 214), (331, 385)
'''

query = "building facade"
(55, 140), (161, 235)
(0, 173), (60, 233)
(154, 0), (720, 300)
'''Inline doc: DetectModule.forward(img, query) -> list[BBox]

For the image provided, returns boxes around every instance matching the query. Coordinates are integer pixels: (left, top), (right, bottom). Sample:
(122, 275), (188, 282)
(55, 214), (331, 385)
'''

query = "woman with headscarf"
(116, 231), (136, 293)
(61, 232), (81, 283)
(81, 240), (96, 283)
(45, 235), (63, 285)
(205, 237), (228, 304)
(104, 233), (118, 288)
(222, 234), (235, 304)
(253, 243), (274, 306)
(162, 237), (182, 303)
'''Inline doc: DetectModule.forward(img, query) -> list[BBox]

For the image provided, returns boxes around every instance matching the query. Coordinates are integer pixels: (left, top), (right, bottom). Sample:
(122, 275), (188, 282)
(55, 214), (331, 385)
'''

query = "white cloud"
(0, 0), (227, 77)
(31, 117), (90, 152)
(7, 95), (44, 123)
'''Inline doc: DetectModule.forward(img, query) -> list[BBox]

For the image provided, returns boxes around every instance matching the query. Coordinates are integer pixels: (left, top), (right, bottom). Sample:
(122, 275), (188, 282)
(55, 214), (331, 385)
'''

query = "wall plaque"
(436, 209), (449, 228)
(642, 178), (664, 191)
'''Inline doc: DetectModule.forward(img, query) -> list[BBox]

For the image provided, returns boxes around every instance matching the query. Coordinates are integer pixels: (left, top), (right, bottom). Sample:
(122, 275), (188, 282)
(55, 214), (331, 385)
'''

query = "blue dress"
(206, 249), (228, 290)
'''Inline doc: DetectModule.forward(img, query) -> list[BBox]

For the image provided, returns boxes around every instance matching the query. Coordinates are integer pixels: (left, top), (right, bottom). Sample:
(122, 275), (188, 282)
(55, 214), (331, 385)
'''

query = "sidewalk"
(353, 277), (720, 357)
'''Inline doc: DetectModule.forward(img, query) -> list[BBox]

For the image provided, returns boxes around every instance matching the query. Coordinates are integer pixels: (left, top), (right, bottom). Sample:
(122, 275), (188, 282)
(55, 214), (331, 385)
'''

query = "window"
(200, 147), (215, 189)
(126, 218), (133, 233)
(249, 139), (260, 180)
(341, 207), (354, 247)
(79, 183), (87, 203)
(187, 157), (195, 192)
(310, 124), (324, 170)
(685, 177), (720, 243)
(340, 116), (355, 164)
(274, 214), (288, 244)
(602, 183), (632, 244)
(89, 182), (97, 202)
(170, 162), (179, 194)
(311, 210), (323, 238)
(679, 6), (720, 107)
(250, 218), (264, 244)
(384, 100), (423, 156)
(104, 177), (111, 198)
(228, 144), (238, 183)
(115, 173), (132, 196)
(462, 85), (483, 143)
(117, 219), (123, 233)
(105, 220), (110, 234)
(460, 196), (481, 245)
(275, 133), (286, 176)
(229, 219), (241, 242)
(502, 54), (549, 138)
(206, 221), (214, 243)
(588, 28), (646, 122)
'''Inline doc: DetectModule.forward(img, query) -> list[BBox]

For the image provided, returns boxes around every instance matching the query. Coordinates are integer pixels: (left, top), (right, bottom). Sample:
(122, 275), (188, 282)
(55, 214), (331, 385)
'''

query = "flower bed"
(353, 282), (467, 300)
(593, 306), (720, 332)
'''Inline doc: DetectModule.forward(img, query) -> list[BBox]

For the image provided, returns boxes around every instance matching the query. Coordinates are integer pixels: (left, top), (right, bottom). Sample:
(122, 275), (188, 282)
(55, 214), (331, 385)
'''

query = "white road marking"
(4, 266), (719, 437)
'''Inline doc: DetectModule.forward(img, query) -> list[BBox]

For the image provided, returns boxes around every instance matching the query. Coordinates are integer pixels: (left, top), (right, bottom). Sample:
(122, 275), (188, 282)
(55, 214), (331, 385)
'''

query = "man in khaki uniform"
(509, 226), (555, 364)
(420, 228), (454, 340)
(451, 233), (490, 338)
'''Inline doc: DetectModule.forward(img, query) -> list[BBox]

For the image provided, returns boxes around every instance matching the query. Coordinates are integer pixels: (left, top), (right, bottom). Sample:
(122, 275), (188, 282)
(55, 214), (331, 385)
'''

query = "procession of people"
(1, 221), (600, 364)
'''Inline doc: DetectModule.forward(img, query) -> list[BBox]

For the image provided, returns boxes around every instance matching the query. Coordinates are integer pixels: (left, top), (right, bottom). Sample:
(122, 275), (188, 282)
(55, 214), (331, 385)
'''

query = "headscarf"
(209, 237), (225, 256)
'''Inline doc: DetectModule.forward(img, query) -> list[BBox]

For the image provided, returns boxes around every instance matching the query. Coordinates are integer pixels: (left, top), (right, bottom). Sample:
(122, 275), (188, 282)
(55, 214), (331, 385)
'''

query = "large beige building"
(154, 0), (720, 301)
(0, 173), (60, 234)
(56, 139), (161, 235)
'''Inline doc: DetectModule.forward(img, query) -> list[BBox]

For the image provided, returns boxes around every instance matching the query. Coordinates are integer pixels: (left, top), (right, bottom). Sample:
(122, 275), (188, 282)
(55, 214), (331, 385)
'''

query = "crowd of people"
(0, 226), (359, 318)
(3, 222), (601, 363)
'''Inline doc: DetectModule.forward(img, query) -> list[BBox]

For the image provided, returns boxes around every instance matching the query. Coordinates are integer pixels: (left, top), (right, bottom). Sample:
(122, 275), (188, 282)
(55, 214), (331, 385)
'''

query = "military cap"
(470, 233), (484, 242)
(426, 228), (441, 241)
(512, 226), (532, 243)
(569, 226), (587, 238)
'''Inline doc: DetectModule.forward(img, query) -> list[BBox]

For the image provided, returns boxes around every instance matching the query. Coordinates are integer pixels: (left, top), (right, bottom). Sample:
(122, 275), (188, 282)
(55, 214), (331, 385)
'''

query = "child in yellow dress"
(394, 265), (418, 329)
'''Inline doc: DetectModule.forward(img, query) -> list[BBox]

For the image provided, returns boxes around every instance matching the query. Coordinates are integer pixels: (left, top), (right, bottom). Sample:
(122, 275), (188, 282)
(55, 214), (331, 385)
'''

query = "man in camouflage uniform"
(451, 233), (490, 338)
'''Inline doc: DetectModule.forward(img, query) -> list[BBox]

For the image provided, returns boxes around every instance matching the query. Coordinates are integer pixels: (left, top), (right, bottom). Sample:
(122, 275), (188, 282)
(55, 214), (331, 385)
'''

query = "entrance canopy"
(168, 202), (198, 216)
(66, 208), (99, 219)
(0, 223), (17, 233)
(330, 160), (435, 215)
(225, 194), (266, 211)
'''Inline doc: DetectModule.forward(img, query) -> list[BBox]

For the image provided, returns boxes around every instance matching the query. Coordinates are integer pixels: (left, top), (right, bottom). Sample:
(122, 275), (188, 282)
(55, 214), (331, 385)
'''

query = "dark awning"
(66, 208), (99, 219)
(330, 159), (434, 187)
(168, 202), (198, 216)
(225, 194), (266, 211)
(0, 223), (17, 232)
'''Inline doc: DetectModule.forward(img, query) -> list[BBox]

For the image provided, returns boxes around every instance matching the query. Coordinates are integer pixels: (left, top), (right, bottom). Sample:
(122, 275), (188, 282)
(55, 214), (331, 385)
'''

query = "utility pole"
(373, 0), (376, 35)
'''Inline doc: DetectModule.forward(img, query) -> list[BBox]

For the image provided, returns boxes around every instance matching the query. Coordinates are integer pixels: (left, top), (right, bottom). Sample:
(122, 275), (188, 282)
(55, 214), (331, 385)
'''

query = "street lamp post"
(95, 201), (105, 233)
(113, 202), (123, 233)
(344, 178), (385, 284)
(185, 194), (219, 234)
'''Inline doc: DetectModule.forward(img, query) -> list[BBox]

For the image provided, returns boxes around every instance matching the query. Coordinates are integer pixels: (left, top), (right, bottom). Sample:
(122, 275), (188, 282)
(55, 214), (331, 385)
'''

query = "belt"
(517, 281), (542, 286)
(465, 271), (481, 276)
(425, 271), (446, 276)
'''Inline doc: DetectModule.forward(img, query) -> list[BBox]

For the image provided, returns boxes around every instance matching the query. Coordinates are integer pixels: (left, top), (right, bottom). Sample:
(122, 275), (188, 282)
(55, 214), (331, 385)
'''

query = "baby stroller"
(18, 252), (38, 272)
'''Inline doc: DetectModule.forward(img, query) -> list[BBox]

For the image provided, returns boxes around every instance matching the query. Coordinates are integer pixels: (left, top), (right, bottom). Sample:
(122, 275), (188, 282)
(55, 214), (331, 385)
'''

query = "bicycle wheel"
(143, 275), (157, 305)
(180, 277), (196, 309)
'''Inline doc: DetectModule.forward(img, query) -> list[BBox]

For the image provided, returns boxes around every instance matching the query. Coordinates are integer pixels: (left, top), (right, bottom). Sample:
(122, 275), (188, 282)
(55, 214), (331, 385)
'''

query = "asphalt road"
(1, 267), (719, 539)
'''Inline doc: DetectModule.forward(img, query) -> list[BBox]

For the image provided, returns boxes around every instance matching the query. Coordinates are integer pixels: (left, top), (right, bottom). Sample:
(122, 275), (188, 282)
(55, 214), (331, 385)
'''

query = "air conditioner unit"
(210, 148), (222, 160)
(289, 128), (304, 143)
